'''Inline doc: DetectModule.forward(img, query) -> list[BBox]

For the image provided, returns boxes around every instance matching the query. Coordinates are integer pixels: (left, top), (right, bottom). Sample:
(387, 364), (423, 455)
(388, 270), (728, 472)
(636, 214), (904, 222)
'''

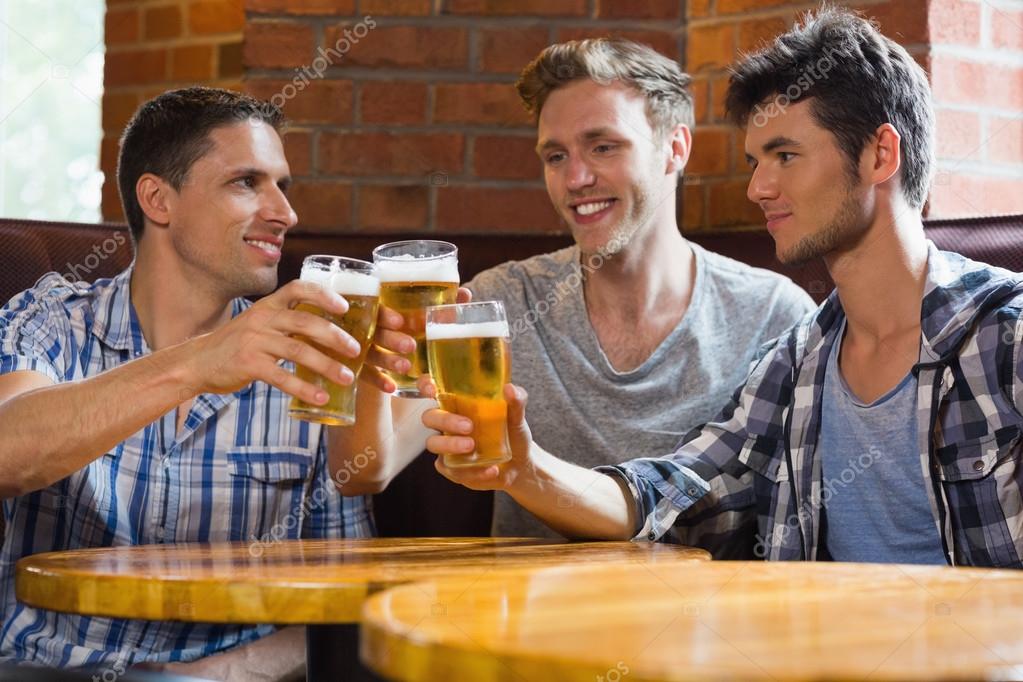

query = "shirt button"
(973, 460), (985, 472)
(686, 487), (698, 496)
(648, 532), (656, 541)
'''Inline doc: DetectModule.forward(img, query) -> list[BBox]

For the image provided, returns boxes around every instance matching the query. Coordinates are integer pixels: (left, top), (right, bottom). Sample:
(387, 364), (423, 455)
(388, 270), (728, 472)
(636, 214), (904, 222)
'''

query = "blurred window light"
(0, 0), (104, 222)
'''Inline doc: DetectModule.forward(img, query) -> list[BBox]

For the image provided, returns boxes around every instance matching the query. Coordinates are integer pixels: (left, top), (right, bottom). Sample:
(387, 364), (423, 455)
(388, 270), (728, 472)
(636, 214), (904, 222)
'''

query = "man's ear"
(136, 173), (174, 229)
(867, 123), (902, 188)
(665, 123), (692, 175)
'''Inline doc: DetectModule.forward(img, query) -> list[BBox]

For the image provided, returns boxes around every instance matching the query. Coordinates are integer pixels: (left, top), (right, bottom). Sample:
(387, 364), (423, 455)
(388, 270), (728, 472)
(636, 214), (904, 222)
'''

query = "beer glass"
(373, 240), (458, 398)
(288, 255), (380, 426)
(425, 301), (512, 468)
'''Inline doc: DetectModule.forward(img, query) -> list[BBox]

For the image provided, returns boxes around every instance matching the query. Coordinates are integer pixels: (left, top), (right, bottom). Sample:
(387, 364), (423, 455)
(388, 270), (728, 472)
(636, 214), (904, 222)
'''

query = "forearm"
(507, 445), (638, 540)
(0, 342), (199, 497)
(327, 386), (433, 495)
(157, 626), (305, 682)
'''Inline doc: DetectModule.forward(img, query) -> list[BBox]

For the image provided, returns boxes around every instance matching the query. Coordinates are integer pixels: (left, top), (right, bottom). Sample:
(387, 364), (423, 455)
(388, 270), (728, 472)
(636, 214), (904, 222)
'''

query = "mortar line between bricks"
(246, 14), (684, 29)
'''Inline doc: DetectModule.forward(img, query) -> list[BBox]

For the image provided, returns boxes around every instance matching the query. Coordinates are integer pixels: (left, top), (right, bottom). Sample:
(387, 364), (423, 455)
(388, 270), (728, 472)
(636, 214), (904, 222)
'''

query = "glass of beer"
(288, 255), (380, 426)
(373, 240), (459, 398)
(425, 301), (512, 468)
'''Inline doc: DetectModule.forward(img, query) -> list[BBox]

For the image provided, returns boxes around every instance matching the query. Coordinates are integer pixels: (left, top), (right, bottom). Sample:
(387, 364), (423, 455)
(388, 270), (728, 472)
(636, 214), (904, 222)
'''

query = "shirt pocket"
(933, 425), (1022, 568)
(225, 447), (313, 544)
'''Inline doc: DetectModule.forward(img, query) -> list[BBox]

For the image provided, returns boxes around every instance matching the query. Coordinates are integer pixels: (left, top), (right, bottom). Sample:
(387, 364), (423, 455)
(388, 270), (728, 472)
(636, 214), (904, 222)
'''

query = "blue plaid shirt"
(0, 268), (373, 668)
(605, 243), (1023, 568)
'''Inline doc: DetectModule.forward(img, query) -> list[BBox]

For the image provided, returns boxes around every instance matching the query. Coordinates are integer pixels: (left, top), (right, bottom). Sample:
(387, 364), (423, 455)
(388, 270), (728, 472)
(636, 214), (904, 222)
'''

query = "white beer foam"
(426, 320), (510, 340)
(375, 255), (459, 284)
(301, 264), (380, 297)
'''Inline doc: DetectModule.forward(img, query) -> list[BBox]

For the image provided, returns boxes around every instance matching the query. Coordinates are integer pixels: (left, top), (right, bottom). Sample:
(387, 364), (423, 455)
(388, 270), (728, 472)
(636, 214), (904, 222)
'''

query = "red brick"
(104, 49), (167, 87)
(143, 5), (182, 41)
(434, 83), (532, 127)
(736, 16), (787, 54)
(473, 135), (542, 180)
(710, 74), (729, 122)
(244, 78), (353, 125)
(324, 25), (468, 70)
(987, 117), (1023, 166)
(189, 1), (244, 35)
(319, 132), (465, 177)
(246, 0), (356, 14)
(992, 8), (1023, 52)
(708, 178), (762, 228)
(691, 77), (710, 124)
(171, 45), (215, 81)
(282, 130), (312, 176)
(928, 171), (1023, 217)
(360, 82), (428, 125)
(688, 127), (730, 176)
(555, 28), (681, 61)
(102, 175), (125, 222)
(934, 109), (982, 162)
(243, 21), (315, 69)
(102, 91), (140, 134)
(219, 41), (244, 78)
(436, 186), (562, 233)
(288, 180), (353, 231)
(594, 0), (680, 20)
(105, 8), (139, 45)
(445, 0), (586, 17)
(357, 185), (430, 231)
(929, 0), (981, 46)
(686, 23), (734, 73)
(680, 181), (706, 229)
(687, 0), (712, 18)
(479, 27), (549, 74)
(716, 0), (794, 14)
(361, 0), (431, 15)
(931, 56), (1023, 111)
(865, 0), (930, 45)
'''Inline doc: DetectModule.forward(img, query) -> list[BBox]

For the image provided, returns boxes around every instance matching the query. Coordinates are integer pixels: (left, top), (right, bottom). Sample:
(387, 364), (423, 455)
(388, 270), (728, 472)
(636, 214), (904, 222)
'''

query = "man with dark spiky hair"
(0, 87), (413, 678)
(422, 6), (1023, 569)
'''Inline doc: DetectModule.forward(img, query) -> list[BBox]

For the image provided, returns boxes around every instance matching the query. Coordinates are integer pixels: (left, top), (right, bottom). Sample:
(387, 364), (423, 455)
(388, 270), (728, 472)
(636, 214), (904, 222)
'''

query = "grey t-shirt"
(467, 243), (816, 539)
(819, 321), (946, 564)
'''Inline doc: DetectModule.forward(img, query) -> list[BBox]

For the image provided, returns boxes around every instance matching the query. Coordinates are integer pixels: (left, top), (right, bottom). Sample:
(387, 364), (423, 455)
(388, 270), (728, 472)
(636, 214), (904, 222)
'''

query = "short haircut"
(516, 38), (694, 135)
(117, 87), (285, 242)
(725, 5), (935, 208)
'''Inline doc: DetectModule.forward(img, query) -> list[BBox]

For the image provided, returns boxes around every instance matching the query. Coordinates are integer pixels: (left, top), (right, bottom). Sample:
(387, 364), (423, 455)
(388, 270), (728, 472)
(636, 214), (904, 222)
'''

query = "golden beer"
(373, 241), (459, 398)
(426, 303), (512, 468)
(289, 256), (380, 426)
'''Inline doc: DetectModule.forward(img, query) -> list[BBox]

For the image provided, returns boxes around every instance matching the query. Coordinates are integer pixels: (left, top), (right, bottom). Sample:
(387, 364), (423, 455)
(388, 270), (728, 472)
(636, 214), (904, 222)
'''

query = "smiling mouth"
(244, 238), (282, 253)
(572, 199), (616, 217)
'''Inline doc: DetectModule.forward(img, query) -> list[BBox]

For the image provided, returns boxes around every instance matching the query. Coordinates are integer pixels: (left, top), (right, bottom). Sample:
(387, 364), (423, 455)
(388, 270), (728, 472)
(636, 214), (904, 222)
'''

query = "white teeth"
(575, 200), (612, 216)
(246, 239), (280, 252)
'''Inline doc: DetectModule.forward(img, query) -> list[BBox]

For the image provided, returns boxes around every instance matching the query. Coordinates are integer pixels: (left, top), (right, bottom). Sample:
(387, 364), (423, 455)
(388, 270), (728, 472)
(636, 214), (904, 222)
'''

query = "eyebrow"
(745, 136), (802, 166)
(535, 127), (620, 156)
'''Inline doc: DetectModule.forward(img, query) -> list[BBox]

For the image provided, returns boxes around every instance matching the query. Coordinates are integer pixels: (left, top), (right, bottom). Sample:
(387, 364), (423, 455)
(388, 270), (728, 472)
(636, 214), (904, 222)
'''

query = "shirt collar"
(93, 266), (148, 355)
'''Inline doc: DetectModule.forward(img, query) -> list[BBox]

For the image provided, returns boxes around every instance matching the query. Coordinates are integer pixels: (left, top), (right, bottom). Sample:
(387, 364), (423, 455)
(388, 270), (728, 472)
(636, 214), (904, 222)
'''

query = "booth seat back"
(2, 214), (1021, 538)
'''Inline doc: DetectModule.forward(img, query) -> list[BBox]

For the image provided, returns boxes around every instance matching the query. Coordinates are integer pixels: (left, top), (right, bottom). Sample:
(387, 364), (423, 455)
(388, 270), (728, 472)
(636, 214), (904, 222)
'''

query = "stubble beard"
(777, 184), (865, 267)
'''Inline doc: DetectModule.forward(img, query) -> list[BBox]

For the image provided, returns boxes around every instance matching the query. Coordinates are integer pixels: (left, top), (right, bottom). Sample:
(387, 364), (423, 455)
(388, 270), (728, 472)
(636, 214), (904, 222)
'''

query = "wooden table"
(362, 560), (1023, 681)
(17, 537), (708, 680)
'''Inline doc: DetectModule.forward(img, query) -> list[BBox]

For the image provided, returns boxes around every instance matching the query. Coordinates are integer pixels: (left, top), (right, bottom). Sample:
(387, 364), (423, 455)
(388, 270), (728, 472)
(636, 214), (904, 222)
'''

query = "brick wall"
(101, 0), (245, 220)
(101, 0), (1021, 231)
(240, 0), (683, 235)
(686, 0), (1023, 229)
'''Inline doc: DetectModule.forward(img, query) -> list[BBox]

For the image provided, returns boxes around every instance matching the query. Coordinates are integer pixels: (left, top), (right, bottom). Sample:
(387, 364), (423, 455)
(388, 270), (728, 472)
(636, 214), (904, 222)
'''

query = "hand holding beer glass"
(288, 255), (380, 426)
(425, 301), (512, 468)
(373, 240), (458, 398)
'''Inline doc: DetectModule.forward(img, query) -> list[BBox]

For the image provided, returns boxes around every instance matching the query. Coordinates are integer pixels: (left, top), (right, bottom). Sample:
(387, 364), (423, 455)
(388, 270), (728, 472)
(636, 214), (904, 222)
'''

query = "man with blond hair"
(347, 39), (814, 539)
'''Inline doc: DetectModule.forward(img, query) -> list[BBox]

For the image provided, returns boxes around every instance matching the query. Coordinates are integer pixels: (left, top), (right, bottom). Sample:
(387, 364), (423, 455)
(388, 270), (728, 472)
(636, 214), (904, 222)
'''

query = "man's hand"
(184, 280), (413, 406)
(420, 379), (536, 491)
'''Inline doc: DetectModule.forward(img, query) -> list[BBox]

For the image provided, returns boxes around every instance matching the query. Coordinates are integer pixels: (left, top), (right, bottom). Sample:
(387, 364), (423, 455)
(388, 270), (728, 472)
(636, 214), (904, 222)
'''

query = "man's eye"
(778, 152), (796, 163)
(545, 153), (565, 165)
(234, 176), (256, 188)
(594, 144), (616, 153)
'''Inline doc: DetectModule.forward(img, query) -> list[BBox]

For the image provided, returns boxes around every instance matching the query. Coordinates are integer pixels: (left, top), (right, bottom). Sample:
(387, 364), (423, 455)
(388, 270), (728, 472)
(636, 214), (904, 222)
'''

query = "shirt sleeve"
(0, 281), (74, 383)
(302, 430), (376, 539)
(596, 333), (795, 558)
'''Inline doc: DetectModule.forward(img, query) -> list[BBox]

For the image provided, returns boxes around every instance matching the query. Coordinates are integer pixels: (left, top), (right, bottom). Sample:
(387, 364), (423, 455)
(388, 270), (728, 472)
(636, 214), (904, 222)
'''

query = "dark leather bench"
(2, 214), (1022, 537)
